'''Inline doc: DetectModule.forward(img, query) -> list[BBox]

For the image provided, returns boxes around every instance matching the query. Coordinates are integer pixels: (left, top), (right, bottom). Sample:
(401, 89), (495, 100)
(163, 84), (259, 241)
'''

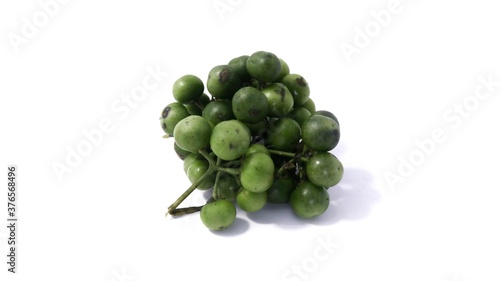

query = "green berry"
(200, 199), (236, 230)
(290, 181), (330, 218)
(172, 75), (204, 104)
(160, 102), (190, 136)
(210, 120), (251, 161)
(207, 65), (241, 99)
(173, 115), (212, 153)
(246, 51), (281, 82)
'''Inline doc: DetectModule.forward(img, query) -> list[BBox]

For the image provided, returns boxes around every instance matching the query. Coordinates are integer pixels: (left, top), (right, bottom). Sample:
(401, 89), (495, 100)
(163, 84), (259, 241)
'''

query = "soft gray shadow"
(247, 167), (380, 227)
(311, 167), (381, 225)
(210, 217), (250, 236)
(246, 203), (306, 230)
(202, 189), (213, 200)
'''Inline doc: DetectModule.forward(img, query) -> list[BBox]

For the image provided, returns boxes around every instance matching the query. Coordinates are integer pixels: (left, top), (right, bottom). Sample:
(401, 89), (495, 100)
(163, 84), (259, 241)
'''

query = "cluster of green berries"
(160, 51), (343, 231)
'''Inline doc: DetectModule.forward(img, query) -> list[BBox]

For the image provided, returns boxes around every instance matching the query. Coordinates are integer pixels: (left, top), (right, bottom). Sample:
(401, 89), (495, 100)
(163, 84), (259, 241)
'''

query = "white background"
(1, 1), (500, 281)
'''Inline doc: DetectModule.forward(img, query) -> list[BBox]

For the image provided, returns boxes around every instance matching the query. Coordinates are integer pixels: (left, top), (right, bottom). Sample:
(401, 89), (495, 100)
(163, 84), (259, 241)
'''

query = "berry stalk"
(166, 149), (217, 215)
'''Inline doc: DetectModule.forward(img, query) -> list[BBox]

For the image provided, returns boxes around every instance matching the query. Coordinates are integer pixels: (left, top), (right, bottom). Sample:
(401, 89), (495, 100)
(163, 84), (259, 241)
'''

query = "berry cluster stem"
(169, 206), (203, 216)
(268, 149), (309, 162)
(217, 167), (240, 176)
(166, 149), (217, 215)
(168, 149), (305, 217)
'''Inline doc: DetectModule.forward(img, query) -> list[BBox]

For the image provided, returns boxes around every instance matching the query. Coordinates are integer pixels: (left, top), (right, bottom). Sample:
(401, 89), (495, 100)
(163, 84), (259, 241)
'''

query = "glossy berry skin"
(281, 74), (310, 106)
(275, 58), (290, 82)
(173, 115), (212, 153)
(160, 102), (190, 136)
(172, 75), (204, 104)
(306, 153), (344, 189)
(300, 98), (316, 114)
(265, 117), (301, 152)
(290, 181), (330, 218)
(183, 153), (203, 174)
(210, 120), (251, 161)
(301, 115), (340, 152)
(184, 101), (202, 116)
(228, 55), (251, 82)
(173, 142), (190, 160)
(246, 143), (270, 157)
(287, 107), (311, 127)
(186, 160), (215, 190)
(207, 65), (241, 99)
(246, 51), (281, 82)
(202, 100), (235, 127)
(200, 199), (236, 231)
(236, 189), (267, 212)
(232, 87), (268, 124)
(261, 83), (294, 117)
(240, 152), (274, 193)
(266, 177), (296, 204)
(313, 110), (340, 127)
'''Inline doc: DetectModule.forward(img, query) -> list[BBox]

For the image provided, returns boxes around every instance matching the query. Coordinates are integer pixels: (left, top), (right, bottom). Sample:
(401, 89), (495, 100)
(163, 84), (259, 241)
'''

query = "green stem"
(217, 167), (240, 176)
(168, 206), (203, 216)
(166, 149), (217, 215)
(233, 174), (243, 191)
(221, 160), (241, 168)
(193, 100), (205, 111)
(212, 168), (222, 200)
(167, 172), (212, 215)
(268, 149), (309, 162)
(200, 149), (217, 167)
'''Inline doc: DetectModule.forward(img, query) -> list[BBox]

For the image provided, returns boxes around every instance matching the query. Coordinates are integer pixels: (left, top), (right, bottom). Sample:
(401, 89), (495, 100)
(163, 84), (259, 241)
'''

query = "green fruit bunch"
(160, 51), (343, 231)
